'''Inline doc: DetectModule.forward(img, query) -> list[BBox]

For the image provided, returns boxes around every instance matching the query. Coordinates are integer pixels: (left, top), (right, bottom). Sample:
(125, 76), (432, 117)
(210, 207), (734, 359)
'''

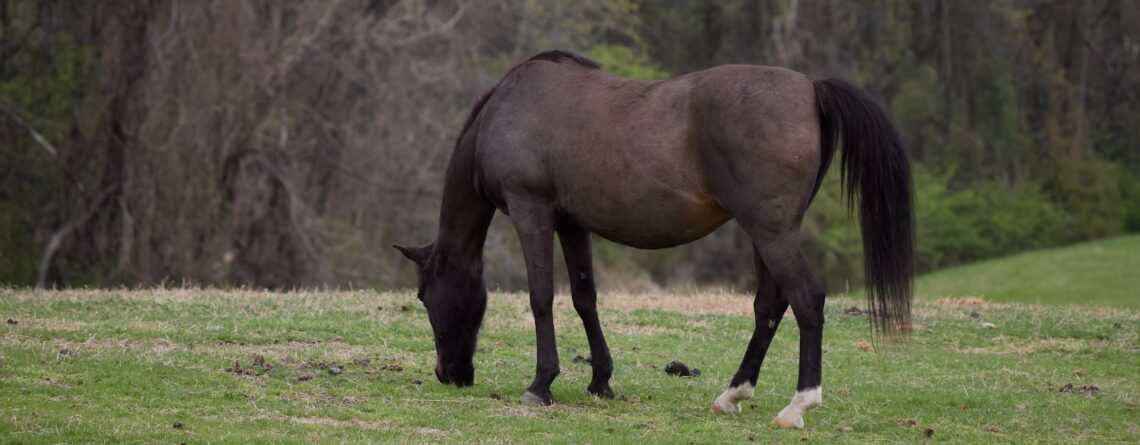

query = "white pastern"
(710, 383), (755, 413)
(775, 387), (822, 428)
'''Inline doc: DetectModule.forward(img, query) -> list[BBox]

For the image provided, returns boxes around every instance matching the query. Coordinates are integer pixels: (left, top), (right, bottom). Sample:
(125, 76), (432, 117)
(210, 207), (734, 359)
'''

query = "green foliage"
(0, 15), (97, 285)
(914, 167), (1070, 271)
(585, 45), (670, 80)
(518, 0), (642, 52)
(1046, 158), (1126, 240)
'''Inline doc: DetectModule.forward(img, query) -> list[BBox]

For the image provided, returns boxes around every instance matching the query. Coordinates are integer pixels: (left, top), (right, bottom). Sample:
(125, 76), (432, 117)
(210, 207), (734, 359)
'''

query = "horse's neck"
(433, 146), (494, 275)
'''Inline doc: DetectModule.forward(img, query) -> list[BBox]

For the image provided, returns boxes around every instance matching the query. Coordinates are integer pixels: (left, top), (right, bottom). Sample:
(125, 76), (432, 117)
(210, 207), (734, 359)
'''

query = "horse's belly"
(565, 192), (731, 249)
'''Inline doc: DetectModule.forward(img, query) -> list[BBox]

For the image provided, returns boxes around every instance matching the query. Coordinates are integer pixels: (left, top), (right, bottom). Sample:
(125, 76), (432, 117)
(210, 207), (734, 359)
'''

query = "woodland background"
(1, 0), (1137, 291)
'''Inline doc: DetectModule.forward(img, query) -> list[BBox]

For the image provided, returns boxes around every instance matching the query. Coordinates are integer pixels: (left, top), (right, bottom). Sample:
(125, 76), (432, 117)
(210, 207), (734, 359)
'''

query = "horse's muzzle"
(436, 362), (474, 387)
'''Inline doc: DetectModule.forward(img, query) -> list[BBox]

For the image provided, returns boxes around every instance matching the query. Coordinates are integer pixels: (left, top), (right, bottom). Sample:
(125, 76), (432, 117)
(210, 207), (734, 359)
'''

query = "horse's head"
(394, 243), (486, 387)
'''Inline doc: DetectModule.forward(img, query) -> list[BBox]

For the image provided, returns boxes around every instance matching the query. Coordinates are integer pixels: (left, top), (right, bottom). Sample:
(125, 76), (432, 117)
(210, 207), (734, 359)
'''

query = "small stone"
(172, 421), (183, 429)
(296, 373), (316, 382)
(411, 379), (424, 386)
(58, 349), (76, 357)
(1059, 383), (1074, 393)
(490, 391), (503, 400)
(5, 318), (16, 324)
(924, 428), (934, 438)
(981, 322), (997, 329)
(970, 311), (981, 319)
(328, 365), (343, 375)
(837, 426), (853, 432)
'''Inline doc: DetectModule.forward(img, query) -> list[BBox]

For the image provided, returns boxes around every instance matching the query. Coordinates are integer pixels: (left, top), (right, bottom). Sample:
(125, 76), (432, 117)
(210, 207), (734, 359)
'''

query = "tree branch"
(0, 101), (59, 158)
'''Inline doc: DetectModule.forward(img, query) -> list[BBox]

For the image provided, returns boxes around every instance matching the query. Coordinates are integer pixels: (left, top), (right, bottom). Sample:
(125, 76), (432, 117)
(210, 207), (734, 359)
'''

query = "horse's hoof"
(709, 399), (741, 413)
(587, 383), (614, 399)
(774, 414), (805, 429)
(520, 391), (553, 406)
(709, 383), (753, 413)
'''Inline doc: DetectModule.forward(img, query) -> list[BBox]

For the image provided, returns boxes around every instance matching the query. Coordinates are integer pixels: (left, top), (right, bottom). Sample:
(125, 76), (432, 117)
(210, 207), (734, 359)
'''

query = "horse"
(395, 50), (914, 429)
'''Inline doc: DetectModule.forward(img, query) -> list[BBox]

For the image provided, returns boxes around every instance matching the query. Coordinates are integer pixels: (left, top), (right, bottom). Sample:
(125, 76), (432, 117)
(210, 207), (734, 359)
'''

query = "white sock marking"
(776, 387), (822, 428)
(710, 382), (754, 413)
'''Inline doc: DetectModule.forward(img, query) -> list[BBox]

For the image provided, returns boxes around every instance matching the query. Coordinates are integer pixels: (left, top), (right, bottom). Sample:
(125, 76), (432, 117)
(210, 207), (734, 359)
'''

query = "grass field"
(917, 234), (1140, 308)
(1, 288), (1136, 443)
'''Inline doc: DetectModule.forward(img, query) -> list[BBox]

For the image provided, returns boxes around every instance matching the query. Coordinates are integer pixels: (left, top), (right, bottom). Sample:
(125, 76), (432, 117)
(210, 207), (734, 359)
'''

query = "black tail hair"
(813, 78), (916, 336)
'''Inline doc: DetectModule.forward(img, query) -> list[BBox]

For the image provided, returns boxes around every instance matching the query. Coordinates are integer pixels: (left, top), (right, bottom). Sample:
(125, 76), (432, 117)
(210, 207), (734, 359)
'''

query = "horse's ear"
(393, 244), (431, 267)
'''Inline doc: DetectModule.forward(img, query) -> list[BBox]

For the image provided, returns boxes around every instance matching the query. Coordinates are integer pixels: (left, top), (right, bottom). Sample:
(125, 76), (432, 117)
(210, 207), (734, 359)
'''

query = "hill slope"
(917, 235), (1140, 308)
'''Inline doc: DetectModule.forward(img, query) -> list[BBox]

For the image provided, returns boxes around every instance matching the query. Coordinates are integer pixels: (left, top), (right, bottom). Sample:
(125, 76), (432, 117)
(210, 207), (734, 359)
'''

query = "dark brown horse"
(396, 50), (914, 429)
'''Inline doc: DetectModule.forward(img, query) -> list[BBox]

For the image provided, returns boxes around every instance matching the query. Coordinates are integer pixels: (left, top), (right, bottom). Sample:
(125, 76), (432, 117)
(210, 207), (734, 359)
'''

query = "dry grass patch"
(933, 296), (989, 306)
(598, 291), (753, 316)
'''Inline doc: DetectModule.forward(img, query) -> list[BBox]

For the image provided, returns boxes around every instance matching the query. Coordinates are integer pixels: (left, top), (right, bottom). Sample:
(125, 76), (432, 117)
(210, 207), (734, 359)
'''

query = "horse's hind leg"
(557, 225), (614, 398)
(710, 245), (789, 413)
(508, 198), (561, 406)
(754, 233), (825, 429)
(709, 172), (824, 426)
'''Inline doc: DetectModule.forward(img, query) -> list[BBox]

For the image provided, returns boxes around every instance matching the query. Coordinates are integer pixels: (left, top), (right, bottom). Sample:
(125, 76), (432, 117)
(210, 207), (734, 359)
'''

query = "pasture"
(917, 234), (1140, 309)
(1, 288), (1136, 443)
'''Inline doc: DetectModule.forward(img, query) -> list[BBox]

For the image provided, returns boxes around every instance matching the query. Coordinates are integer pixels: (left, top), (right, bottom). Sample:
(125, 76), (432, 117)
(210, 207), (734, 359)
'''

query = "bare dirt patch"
(598, 292), (753, 316)
(225, 354), (274, 377)
(1059, 383), (1100, 394)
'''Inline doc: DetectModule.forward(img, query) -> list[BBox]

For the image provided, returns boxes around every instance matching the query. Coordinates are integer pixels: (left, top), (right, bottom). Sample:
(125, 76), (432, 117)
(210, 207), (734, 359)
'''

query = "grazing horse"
(395, 50), (914, 429)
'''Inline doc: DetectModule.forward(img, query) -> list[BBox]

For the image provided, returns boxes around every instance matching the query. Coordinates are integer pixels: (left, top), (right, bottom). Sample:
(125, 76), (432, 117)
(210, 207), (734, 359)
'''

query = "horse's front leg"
(509, 199), (560, 405)
(557, 225), (614, 398)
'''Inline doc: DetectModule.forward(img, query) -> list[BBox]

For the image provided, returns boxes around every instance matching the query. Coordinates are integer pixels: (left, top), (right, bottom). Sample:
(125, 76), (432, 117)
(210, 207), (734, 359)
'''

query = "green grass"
(1, 288), (1137, 443)
(917, 234), (1140, 308)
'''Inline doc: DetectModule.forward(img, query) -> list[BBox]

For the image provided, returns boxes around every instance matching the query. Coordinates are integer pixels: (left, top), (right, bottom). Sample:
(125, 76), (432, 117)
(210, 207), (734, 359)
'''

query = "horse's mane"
(524, 50), (601, 69)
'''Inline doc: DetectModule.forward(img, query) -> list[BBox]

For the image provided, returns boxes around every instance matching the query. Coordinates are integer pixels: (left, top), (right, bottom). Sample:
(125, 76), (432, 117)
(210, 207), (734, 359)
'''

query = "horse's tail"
(813, 78), (915, 337)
